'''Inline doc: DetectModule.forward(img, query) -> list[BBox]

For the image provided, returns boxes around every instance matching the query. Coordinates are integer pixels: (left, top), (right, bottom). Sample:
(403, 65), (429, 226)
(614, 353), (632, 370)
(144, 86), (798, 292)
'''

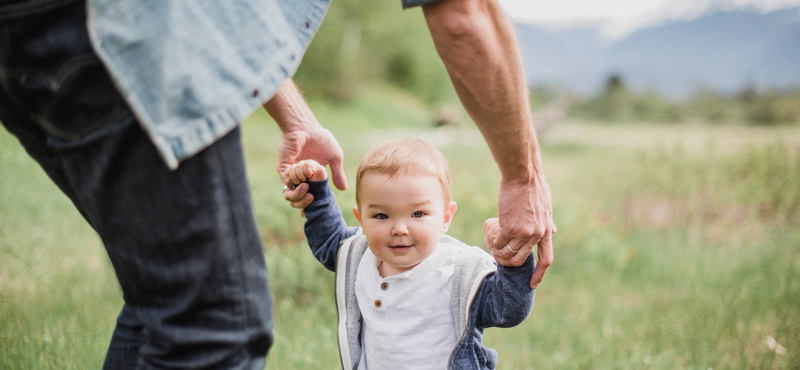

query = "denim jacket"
(303, 181), (535, 370)
(85, 0), (331, 169)
(85, 0), (453, 169)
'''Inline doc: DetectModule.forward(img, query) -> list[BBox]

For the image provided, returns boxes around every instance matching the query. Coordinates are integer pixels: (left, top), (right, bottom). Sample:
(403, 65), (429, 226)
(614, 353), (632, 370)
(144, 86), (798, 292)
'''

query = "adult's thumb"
(329, 159), (348, 190)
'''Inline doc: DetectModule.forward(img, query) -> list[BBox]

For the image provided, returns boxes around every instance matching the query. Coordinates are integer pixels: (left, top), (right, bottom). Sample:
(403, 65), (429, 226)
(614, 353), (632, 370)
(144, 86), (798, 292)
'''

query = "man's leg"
(0, 1), (273, 368)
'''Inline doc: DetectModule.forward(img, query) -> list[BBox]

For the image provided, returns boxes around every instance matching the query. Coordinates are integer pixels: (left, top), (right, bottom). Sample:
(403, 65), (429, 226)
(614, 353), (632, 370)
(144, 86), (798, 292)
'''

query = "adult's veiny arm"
(263, 79), (348, 197)
(421, 0), (553, 288)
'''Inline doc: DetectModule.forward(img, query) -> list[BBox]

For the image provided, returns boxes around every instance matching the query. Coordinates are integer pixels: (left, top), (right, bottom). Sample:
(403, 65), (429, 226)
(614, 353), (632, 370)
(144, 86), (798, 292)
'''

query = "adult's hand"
(486, 176), (555, 289)
(264, 79), (347, 195)
(276, 125), (346, 191)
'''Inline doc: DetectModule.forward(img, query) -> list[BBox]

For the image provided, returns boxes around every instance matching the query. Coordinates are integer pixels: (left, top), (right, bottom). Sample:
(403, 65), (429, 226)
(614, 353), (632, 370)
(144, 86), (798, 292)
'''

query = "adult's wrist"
(263, 79), (320, 133)
(499, 153), (546, 187)
(277, 120), (317, 137)
(493, 135), (543, 180)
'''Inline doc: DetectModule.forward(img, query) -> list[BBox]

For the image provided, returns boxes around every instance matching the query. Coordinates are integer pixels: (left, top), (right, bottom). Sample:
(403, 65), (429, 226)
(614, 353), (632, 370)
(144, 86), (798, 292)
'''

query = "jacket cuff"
(401, 0), (441, 9)
(307, 180), (333, 202)
(496, 254), (536, 284)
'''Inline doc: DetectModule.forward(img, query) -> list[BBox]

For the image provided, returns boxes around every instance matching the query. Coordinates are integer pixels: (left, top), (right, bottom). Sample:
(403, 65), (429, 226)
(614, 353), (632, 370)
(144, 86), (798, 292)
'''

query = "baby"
(283, 139), (535, 370)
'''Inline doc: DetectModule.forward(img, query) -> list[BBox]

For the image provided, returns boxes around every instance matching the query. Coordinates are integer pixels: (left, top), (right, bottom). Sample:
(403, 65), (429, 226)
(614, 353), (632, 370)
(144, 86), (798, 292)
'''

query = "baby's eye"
(375, 214), (388, 220)
(412, 211), (425, 218)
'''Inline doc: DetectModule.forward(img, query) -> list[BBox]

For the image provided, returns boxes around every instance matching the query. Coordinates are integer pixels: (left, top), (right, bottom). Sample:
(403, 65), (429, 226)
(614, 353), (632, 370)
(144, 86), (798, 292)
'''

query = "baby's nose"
(392, 222), (409, 236)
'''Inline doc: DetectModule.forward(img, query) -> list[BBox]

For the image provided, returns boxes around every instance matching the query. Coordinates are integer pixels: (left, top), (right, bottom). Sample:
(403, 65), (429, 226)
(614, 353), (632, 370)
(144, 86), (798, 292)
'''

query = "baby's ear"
(442, 201), (458, 233)
(352, 206), (363, 230)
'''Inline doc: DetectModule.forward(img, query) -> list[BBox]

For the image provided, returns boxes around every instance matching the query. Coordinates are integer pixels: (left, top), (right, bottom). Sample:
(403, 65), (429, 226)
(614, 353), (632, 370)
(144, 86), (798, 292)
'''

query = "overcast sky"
(499, 0), (800, 38)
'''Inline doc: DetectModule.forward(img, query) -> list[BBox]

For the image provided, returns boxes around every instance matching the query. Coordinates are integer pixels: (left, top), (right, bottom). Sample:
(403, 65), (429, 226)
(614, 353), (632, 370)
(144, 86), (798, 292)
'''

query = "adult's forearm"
(424, 0), (554, 285)
(422, 0), (542, 184)
(263, 79), (318, 133)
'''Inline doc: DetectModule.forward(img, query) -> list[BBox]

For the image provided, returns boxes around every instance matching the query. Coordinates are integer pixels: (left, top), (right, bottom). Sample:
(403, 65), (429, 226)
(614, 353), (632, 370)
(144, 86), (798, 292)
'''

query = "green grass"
(0, 123), (120, 369)
(2, 85), (799, 369)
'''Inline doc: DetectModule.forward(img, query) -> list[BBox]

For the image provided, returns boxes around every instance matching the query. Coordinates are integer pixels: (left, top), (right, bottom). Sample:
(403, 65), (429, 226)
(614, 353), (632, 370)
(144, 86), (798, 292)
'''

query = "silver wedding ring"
(506, 244), (518, 254)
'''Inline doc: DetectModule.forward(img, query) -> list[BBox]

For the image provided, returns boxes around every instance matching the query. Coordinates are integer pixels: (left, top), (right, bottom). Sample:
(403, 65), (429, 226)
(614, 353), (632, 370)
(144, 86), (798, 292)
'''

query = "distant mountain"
(515, 8), (800, 97)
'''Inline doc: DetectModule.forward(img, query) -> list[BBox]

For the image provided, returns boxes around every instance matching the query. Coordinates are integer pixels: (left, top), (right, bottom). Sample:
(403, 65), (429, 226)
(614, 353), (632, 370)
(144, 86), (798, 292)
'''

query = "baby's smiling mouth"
(389, 245), (412, 249)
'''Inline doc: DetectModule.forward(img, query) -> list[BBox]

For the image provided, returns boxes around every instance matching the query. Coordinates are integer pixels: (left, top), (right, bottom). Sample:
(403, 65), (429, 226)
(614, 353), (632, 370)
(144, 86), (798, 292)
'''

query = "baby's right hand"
(282, 160), (329, 211)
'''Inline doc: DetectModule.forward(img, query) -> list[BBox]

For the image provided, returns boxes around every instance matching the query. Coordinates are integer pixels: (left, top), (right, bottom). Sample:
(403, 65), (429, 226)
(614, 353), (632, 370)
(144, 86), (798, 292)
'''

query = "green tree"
(293, 2), (454, 105)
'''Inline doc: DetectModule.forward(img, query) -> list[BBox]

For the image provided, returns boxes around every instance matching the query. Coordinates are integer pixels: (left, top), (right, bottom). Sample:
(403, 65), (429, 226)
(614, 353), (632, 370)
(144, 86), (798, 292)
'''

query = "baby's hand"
(284, 159), (328, 185)
(484, 217), (515, 266)
(282, 160), (329, 212)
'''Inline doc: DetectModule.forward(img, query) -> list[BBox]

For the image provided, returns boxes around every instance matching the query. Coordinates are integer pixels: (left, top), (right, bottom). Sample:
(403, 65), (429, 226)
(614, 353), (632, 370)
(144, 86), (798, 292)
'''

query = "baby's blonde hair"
(356, 139), (452, 206)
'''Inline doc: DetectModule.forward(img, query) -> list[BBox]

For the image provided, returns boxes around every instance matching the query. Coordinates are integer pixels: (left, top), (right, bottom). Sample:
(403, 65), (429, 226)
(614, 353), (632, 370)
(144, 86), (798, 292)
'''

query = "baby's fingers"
(302, 161), (319, 180)
(282, 165), (299, 185)
(283, 161), (311, 185)
(483, 218), (500, 250)
(483, 218), (498, 236)
(303, 160), (328, 182)
(290, 164), (310, 184)
(285, 160), (327, 184)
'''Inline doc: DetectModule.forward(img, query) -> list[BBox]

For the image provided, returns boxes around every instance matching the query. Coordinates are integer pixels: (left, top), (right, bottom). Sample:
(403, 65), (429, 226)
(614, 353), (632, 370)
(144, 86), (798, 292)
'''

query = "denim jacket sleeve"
(475, 254), (536, 329)
(303, 180), (359, 271)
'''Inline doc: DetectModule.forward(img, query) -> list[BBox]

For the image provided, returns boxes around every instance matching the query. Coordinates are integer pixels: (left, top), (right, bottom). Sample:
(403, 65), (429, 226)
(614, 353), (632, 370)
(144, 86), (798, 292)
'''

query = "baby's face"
(353, 173), (456, 277)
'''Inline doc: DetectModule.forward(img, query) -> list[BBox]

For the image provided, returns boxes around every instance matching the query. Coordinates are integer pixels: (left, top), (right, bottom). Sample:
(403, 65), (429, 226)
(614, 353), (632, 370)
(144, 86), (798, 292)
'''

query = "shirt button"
(380, 282), (388, 290)
(374, 300), (382, 308)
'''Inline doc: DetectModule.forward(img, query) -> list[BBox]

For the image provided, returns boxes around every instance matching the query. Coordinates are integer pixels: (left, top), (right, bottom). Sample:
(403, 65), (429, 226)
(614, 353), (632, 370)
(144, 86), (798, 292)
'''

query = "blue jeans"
(0, 1), (273, 368)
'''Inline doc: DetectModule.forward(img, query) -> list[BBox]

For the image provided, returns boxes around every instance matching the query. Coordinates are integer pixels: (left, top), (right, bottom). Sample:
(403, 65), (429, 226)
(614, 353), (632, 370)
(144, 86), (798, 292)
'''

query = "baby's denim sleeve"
(476, 254), (536, 329)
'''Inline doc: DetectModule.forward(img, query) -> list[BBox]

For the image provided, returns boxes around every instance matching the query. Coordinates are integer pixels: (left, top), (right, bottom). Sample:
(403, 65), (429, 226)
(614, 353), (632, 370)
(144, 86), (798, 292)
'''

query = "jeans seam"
(0, 69), (51, 90)
(48, 105), (130, 143)
(0, 54), (100, 92)
(213, 134), (252, 363)
(54, 54), (101, 91)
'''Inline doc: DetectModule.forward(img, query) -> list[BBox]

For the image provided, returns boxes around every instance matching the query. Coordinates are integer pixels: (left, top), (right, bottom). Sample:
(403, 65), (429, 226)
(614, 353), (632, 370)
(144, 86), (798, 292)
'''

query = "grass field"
(1, 85), (799, 369)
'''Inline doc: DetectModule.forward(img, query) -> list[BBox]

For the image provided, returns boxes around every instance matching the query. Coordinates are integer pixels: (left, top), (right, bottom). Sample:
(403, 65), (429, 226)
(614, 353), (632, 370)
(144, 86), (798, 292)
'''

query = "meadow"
(1, 84), (798, 369)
